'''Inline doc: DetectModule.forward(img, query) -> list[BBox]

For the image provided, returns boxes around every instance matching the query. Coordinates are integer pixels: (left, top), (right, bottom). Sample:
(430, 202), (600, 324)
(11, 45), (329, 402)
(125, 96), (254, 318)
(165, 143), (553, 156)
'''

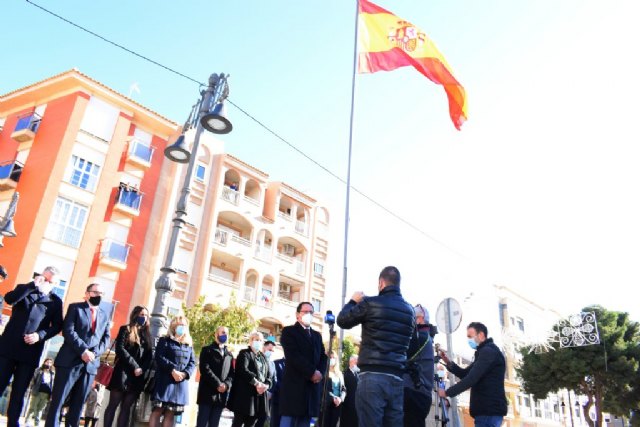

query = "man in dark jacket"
(0, 266), (63, 427)
(403, 304), (435, 427)
(279, 302), (327, 427)
(337, 266), (415, 427)
(438, 322), (507, 427)
(196, 326), (234, 427)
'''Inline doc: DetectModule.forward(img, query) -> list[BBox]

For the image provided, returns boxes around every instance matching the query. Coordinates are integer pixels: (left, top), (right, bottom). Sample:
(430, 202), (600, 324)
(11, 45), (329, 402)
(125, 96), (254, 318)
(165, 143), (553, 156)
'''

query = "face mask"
(136, 316), (147, 326)
(437, 370), (446, 378)
(89, 296), (101, 306)
(37, 281), (54, 295)
(218, 334), (228, 344)
(329, 358), (336, 367)
(301, 313), (313, 326)
(43, 365), (50, 370)
(264, 350), (273, 360)
(468, 337), (478, 350)
(175, 325), (186, 336)
(252, 341), (263, 352)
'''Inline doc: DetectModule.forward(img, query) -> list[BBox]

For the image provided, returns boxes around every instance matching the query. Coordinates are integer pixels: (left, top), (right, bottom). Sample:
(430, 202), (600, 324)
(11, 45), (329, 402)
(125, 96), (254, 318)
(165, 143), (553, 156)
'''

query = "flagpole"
(338, 0), (361, 354)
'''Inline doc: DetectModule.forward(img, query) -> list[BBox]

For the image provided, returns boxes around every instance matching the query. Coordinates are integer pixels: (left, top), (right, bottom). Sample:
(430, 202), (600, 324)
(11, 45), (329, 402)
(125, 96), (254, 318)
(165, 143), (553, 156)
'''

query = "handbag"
(95, 341), (117, 386)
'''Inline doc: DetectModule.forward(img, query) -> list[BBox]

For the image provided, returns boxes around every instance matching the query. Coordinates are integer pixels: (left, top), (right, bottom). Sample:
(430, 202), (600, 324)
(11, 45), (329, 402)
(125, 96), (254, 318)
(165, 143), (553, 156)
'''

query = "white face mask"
(264, 350), (273, 360)
(301, 313), (313, 326)
(329, 358), (336, 367)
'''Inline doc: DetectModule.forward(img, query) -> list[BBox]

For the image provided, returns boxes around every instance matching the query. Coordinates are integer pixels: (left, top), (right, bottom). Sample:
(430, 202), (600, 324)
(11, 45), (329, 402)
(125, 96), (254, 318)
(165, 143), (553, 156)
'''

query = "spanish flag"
(359, 0), (467, 130)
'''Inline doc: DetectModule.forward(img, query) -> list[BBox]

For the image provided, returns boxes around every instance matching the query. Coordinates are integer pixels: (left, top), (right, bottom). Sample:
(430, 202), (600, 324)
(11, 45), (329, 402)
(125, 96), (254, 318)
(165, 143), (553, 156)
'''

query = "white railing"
(295, 220), (308, 236)
(243, 195), (260, 206)
(221, 186), (240, 205)
(231, 234), (251, 247)
(276, 252), (294, 263)
(208, 273), (240, 289)
(276, 296), (298, 307)
(214, 228), (228, 245)
(243, 287), (256, 302)
(277, 211), (292, 221)
(254, 245), (272, 263)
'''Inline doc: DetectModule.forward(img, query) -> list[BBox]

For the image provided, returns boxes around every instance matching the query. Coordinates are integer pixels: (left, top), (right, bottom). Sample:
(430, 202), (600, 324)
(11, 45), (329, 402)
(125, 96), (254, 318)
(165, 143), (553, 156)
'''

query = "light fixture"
(164, 135), (190, 163)
(201, 102), (232, 134)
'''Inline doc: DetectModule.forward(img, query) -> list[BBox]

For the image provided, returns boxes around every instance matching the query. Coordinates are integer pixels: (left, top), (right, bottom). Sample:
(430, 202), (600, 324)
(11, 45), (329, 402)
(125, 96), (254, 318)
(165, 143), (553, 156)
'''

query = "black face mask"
(89, 296), (102, 306)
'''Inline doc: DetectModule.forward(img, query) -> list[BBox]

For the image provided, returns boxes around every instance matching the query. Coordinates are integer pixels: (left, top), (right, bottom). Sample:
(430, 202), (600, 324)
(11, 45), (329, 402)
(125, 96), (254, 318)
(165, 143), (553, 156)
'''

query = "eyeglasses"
(300, 310), (314, 314)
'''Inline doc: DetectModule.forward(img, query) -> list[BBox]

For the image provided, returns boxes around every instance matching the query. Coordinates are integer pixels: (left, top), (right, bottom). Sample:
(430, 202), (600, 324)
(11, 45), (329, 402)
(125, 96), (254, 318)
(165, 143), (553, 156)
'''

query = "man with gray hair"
(0, 266), (63, 427)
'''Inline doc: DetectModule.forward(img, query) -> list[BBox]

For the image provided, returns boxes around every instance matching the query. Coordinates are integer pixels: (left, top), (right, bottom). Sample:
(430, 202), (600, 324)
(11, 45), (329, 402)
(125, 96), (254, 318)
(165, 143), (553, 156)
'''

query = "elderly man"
(0, 266), (63, 427)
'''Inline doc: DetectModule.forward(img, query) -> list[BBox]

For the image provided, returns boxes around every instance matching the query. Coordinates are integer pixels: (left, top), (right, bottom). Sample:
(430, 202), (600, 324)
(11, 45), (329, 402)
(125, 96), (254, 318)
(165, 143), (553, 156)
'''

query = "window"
(45, 197), (89, 248)
(517, 317), (525, 332)
(52, 279), (68, 300)
(66, 155), (100, 192)
(195, 164), (206, 182)
(312, 298), (322, 313)
(79, 96), (120, 142)
(313, 262), (325, 277)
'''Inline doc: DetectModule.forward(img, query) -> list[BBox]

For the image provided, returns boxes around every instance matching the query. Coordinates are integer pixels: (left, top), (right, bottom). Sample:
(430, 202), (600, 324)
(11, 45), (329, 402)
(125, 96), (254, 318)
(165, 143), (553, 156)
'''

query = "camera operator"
(402, 304), (435, 427)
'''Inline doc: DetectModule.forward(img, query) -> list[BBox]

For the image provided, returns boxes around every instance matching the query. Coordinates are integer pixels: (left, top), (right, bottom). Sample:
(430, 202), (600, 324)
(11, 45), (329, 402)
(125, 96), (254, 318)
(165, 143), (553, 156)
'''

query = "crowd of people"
(0, 264), (508, 427)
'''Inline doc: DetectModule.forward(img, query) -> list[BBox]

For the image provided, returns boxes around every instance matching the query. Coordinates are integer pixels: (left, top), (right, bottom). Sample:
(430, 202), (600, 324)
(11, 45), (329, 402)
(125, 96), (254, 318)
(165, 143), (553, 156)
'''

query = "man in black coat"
(45, 283), (111, 427)
(0, 266), (63, 427)
(279, 302), (327, 427)
(337, 266), (415, 427)
(196, 326), (234, 427)
(340, 355), (359, 427)
(438, 322), (508, 427)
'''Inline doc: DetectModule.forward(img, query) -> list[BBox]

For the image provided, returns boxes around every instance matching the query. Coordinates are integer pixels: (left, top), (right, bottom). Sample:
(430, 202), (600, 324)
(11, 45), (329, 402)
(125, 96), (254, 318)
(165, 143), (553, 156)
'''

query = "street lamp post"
(149, 73), (232, 342)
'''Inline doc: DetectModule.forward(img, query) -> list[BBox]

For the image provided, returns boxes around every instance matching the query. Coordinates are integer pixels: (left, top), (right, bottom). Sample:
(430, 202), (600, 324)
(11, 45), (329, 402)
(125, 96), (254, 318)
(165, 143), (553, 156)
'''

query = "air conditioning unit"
(283, 244), (295, 256)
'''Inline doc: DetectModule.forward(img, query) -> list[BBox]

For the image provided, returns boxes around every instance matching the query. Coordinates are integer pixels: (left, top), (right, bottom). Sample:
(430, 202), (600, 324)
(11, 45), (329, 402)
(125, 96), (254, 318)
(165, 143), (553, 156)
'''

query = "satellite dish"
(436, 298), (463, 334)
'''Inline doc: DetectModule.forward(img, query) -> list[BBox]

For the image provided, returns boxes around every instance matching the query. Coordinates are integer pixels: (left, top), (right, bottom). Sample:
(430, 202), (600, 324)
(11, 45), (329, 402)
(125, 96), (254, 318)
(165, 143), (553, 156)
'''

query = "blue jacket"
(54, 301), (111, 375)
(152, 336), (195, 405)
(0, 281), (63, 366)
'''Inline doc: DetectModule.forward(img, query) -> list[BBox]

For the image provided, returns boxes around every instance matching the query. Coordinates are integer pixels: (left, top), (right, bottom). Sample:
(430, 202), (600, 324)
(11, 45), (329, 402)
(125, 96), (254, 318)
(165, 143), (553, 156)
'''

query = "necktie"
(90, 307), (97, 333)
(307, 328), (312, 338)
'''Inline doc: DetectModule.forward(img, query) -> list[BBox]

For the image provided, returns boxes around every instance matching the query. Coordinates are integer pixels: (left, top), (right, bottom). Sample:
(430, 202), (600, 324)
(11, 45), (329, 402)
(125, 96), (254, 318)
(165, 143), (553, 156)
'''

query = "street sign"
(435, 297), (462, 335)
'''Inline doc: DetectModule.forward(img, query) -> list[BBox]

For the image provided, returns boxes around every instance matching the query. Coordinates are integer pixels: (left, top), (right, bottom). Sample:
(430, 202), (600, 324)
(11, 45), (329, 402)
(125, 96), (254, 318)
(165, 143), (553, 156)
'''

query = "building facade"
(0, 69), (179, 345)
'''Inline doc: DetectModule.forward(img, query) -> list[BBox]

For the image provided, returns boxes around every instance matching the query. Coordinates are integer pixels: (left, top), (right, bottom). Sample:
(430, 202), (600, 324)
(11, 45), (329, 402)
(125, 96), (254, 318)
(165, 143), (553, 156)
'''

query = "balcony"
(277, 210), (292, 221)
(221, 186), (240, 205)
(11, 113), (41, 149)
(208, 273), (240, 289)
(126, 138), (154, 169)
(295, 259), (305, 276)
(254, 244), (272, 263)
(243, 286), (256, 303)
(99, 239), (131, 270)
(114, 186), (142, 216)
(258, 291), (273, 308)
(0, 160), (24, 191)
(295, 220), (308, 237)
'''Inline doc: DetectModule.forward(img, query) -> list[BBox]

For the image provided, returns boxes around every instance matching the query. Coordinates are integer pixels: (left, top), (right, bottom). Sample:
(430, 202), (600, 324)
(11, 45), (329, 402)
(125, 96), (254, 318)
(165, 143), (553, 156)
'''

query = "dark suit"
(45, 301), (110, 427)
(279, 322), (327, 422)
(0, 281), (63, 427)
(340, 367), (359, 427)
(196, 342), (234, 427)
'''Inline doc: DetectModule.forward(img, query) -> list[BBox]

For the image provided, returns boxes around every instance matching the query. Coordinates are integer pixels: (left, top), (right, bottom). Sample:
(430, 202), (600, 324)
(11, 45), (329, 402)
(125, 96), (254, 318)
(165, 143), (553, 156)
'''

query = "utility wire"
(24, 0), (467, 260)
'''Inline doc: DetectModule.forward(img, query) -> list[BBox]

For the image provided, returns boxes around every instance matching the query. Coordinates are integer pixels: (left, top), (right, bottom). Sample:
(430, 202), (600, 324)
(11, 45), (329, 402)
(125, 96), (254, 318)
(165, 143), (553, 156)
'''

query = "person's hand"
(438, 389), (447, 398)
(81, 350), (95, 363)
(438, 349), (450, 365)
(256, 383), (268, 395)
(24, 333), (40, 345)
(351, 291), (365, 304)
(217, 384), (227, 393)
(311, 370), (322, 383)
(134, 368), (143, 377)
(171, 369), (183, 382)
(333, 396), (342, 406)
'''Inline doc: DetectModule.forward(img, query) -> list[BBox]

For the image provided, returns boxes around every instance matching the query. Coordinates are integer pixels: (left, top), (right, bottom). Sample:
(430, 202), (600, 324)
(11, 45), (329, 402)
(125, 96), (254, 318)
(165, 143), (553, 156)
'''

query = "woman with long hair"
(149, 315), (196, 427)
(103, 306), (153, 427)
(228, 332), (272, 427)
(319, 351), (346, 427)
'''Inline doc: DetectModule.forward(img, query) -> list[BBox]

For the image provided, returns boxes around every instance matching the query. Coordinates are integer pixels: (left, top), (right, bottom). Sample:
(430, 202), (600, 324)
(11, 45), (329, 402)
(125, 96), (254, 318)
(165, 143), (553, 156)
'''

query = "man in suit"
(340, 355), (359, 427)
(0, 266), (64, 427)
(45, 283), (110, 427)
(279, 302), (327, 427)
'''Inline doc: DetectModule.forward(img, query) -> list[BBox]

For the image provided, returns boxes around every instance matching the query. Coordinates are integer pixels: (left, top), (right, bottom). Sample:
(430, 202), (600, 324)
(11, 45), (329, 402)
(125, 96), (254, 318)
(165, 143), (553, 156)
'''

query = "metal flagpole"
(338, 0), (361, 357)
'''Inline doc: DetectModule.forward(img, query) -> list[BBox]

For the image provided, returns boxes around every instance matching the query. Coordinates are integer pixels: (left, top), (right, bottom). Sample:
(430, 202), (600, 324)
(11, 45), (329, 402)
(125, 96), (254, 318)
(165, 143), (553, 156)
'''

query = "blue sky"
(3, 0), (640, 328)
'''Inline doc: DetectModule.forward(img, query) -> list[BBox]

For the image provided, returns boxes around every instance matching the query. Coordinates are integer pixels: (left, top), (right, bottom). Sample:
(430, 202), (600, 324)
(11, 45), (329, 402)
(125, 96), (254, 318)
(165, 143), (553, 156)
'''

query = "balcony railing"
(243, 195), (260, 206)
(277, 211), (292, 221)
(259, 292), (273, 308)
(100, 239), (131, 265)
(295, 220), (308, 236)
(295, 259), (305, 276)
(115, 187), (142, 214)
(127, 139), (154, 166)
(243, 286), (256, 302)
(221, 186), (240, 205)
(208, 273), (240, 289)
(276, 296), (298, 307)
(214, 228), (228, 245)
(231, 234), (251, 247)
(254, 245), (272, 263)
(0, 160), (24, 190)
(14, 113), (41, 133)
(276, 252), (294, 263)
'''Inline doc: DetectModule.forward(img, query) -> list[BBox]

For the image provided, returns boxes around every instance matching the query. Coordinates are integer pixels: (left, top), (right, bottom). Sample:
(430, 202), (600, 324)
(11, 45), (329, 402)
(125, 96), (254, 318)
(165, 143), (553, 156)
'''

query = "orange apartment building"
(0, 70), (331, 349)
(0, 69), (179, 346)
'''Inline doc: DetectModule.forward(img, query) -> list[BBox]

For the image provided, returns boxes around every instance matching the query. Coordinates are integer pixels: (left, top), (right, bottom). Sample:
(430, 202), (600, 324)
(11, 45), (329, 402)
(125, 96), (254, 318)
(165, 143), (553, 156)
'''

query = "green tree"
(183, 293), (258, 357)
(340, 336), (359, 370)
(517, 305), (640, 427)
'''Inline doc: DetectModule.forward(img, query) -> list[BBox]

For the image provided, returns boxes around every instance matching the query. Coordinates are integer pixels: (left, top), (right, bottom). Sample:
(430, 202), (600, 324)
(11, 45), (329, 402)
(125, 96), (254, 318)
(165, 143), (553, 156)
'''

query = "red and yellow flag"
(358, 0), (467, 130)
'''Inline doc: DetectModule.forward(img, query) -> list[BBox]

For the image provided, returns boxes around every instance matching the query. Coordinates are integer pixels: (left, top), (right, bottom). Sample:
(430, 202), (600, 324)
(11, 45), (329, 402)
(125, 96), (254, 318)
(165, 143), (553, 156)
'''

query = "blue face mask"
(468, 338), (478, 350)
(175, 325), (186, 337)
(252, 341), (263, 352)
(218, 334), (228, 344)
(135, 316), (146, 327)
